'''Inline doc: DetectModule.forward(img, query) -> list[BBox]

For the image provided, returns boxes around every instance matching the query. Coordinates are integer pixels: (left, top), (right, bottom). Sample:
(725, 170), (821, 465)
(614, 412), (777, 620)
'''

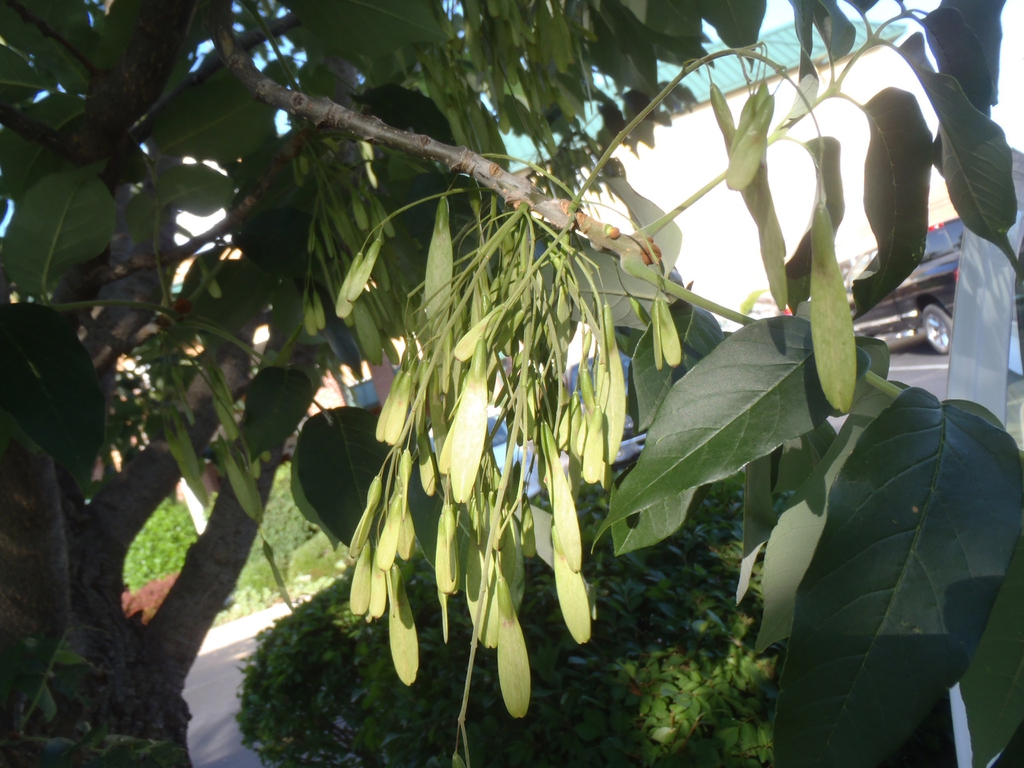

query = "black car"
(845, 218), (963, 354)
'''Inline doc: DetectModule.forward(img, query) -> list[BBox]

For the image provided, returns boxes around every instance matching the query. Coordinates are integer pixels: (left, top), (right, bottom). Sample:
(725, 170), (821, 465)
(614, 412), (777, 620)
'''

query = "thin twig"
(5, 0), (100, 76)
(0, 99), (79, 162)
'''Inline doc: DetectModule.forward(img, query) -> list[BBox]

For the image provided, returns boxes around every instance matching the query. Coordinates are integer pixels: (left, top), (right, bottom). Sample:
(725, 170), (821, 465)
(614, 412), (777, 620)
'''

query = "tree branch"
(0, 100), (81, 162)
(205, 0), (658, 268)
(130, 12), (301, 144)
(4, 0), (99, 77)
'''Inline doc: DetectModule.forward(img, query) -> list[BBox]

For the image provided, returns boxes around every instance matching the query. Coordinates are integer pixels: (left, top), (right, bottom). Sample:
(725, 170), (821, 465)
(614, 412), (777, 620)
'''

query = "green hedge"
(238, 479), (780, 768)
(123, 497), (197, 592)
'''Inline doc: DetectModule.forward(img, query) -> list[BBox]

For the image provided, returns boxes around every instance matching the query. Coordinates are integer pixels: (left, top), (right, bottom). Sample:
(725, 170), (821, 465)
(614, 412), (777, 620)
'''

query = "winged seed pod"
(541, 423), (581, 572)
(311, 289), (326, 331)
(727, 84), (774, 191)
(343, 238), (382, 303)
(710, 82), (736, 146)
(602, 303), (626, 468)
(166, 413), (208, 507)
(424, 197), (453, 319)
(435, 503), (459, 594)
(449, 339), (489, 503)
(651, 297), (665, 371)
(375, 492), (404, 571)
(350, 475), (382, 555)
(453, 311), (495, 362)
(552, 525), (591, 643)
(387, 567), (419, 685)
(521, 505), (536, 558)
(496, 578), (531, 718)
(382, 372), (412, 445)
(417, 431), (437, 496)
(368, 561), (388, 619)
(452, 754), (467, 768)
(398, 506), (416, 560)
(349, 545), (372, 616)
(582, 404), (606, 484)
(222, 448), (262, 523)
(656, 298), (682, 368)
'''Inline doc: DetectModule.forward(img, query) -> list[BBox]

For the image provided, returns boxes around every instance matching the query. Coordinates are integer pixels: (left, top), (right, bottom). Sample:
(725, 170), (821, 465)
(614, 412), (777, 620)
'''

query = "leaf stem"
(620, 257), (753, 327)
(863, 370), (903, 399)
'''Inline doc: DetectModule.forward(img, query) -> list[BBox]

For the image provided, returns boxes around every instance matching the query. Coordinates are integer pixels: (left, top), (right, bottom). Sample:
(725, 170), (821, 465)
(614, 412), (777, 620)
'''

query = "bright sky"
(754, 0), (1024, 151)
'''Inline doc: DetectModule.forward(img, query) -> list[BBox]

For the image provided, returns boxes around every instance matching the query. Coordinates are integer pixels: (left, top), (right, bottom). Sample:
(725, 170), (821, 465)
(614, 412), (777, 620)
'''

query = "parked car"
(845, 218), (963, 354)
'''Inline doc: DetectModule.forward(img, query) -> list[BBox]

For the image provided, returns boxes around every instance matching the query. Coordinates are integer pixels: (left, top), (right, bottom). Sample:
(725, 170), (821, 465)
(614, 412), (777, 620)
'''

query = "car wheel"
(921, 304), (953, 354)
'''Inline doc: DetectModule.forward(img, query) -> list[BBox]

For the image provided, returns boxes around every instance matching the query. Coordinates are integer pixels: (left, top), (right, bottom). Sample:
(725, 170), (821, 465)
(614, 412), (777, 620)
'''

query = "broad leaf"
(0, 4), (94, 94)
(152, 72), (276, 164)
(900, 52), (1018, 268)
(0, 303), (104, 487)
(243, 367), (314, 457)
(182, 256), (280, 335)
(290, 440), (339, 548)
(407, 463), (442, 565)
(282, 0), (445, 58)
(629, 301), (723, 433)
(772, 420), (837, 495)
(697, 0), (766, 47)
(610, 482), (709, 556)
(353, 84), (454, 144)
(813, 0), (856, 60)
(236, 208), (313, 279)
(0, 94), (82, 200)
(774, 389), (1023, 768)
(755, 383), (893, 652)
(936, 0), (1005, 108)
(296, 408), (389, 546)
(604, 175), (682, 268)
(607, 317), (833, 537)
(156, 163), (235, 216)
(0, 45), (46, 102)
(994, 719), (1024, 768)
(961, 534), (1024, 768)
(853, 88), (932, 316)
(4, 169), (115, 296)
(922, 7), (994, 114)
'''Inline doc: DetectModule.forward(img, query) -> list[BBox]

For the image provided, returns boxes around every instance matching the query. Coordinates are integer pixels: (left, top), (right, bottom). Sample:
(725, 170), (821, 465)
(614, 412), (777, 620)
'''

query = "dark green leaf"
(353, 84), (454, 144)
(0, 303), (104, 487)
(0, 4), (94, 93)
(961, 533), (1024, 768)
(743, 454), (775, 557)
(938, 0), (1005, 107)
(851, 88), (933, 317)
(772, 420), (837, 494)
(697, 0), (766, 47)
(407, 462), (442, 565)
(5, 169), (115, 296)
(608, 317), (833, 538)
(152, 72), (276, 164)
(610, 483), (709, 555)
(775, 389), (1023, 767)
(156, 163), (235, 216)
(236, 208), (313, 279)
(899, 50), (1018, 268)
(642, 0), (703, 37)
(290, 441), (339, 548)
(0, 44), (45, 102)
(243, 367), (314, 457)
(39, 737), (74, 768)
(281, 0), (445, 58)
(629, 302), (723, 433)
(0, 94), (82, 199)
(756, 383), (893, 652)
(994, 718), (1024, 768)
(813, 0), (856, 60)
(296, 408), (389, 546)
(183, 256), (280, 335)
(922, 7), (994, 114)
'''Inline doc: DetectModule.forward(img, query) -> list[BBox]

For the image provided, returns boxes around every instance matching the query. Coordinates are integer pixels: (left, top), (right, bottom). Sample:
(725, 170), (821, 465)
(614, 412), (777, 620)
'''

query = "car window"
(922, 220), (963, 262)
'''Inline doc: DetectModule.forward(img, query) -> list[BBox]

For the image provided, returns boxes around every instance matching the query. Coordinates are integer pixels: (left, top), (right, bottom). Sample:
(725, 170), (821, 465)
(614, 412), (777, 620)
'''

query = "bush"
(122, 497), (197, 592)
(238, 479), (780, 768)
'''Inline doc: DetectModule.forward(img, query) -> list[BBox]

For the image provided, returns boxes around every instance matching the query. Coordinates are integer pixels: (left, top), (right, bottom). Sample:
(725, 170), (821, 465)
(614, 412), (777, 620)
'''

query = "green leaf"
(697, 0), (766, 47)
(604, 175), (682, 269)
(407, 461), (442, 566)
(0, 94), (83, 200)
(0, 44), (46, 102)
(4, 169), (115, 296)
(961, 533), (1024, 768)
(936, 0), (1004, 109)
(774, 389), (1023, 768)
(290, 441), (339, 548)
(994, 719), (1024, 768)
(772, 420), (836, 494)
(852, 88), (932, 316)
(608, 317), (833, 538)
(183, 256), (280, 335)
(296, 408), (389, 546)
(353, 84), (454, 144)
(156, 163), (235, 216)
(743, 454), (775, 557)
(236, 208), (313, 279)
(0, 303), (104, 487)
(152, 71), (276, 164)
(812, 0), (856, 60)
(0, 4), (94, 94)
(610, 482), (709, 555)
(899, 50), (1018, 269)
(629, 301), (723, 433)
(756, 383), (893, 652)
(243, 367), (314, 457)
(921, 7), (995, 114)
(281, 0), (445, 58)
